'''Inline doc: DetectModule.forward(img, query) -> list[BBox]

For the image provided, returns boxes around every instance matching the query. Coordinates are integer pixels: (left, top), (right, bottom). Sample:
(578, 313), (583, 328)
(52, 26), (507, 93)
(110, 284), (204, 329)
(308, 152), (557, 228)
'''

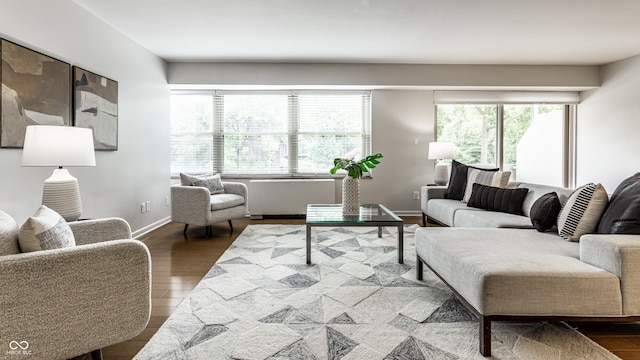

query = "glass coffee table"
(306, 204), (404, 264)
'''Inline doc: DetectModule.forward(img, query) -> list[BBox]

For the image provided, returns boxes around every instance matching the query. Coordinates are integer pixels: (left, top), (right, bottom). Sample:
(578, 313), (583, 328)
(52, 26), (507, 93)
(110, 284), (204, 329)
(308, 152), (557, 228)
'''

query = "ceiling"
(73, 0), (640, 65)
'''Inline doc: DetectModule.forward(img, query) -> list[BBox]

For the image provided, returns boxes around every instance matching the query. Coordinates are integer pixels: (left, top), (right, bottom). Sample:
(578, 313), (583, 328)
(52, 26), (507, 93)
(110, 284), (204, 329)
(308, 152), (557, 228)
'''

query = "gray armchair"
(0, 209), (151, 360)
(171, 181), (248, 236)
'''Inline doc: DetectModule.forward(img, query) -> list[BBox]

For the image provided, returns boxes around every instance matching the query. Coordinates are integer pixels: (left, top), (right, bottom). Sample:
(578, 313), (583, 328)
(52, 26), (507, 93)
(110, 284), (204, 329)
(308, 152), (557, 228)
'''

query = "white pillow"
(180, 172), (225, 194)
(18, 205), (76, 252)
(462, 168), (511, 203)
(557, 183), (608, 242)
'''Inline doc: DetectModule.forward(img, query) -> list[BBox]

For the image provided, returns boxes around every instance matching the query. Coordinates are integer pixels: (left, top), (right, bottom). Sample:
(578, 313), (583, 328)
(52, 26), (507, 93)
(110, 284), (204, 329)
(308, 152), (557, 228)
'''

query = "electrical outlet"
(140, 203), (145, 213)
(165, 196), (170, 206)
(146, 201), (151, 212)
(413, 191), (420, 200)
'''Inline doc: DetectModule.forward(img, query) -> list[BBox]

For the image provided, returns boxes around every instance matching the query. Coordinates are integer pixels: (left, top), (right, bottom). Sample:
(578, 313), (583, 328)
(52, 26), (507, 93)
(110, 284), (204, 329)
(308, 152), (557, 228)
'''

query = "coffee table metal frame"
(305, 203), (404, 264)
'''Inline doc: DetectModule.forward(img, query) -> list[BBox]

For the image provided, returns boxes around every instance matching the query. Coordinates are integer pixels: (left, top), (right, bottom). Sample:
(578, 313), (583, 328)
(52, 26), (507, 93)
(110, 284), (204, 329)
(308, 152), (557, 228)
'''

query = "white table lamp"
(22, 125), (96, 221)
(428, 142), (455, 186)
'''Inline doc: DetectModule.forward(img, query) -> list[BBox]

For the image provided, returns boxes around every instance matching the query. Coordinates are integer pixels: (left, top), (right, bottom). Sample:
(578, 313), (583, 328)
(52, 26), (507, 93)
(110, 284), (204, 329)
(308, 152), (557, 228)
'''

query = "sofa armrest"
(580, 234), (640, 315)
(171, 184), (212, 225)
(68, 217), (132, 245)
(0, 240), (151, 359)
(420, 185), (447, 212)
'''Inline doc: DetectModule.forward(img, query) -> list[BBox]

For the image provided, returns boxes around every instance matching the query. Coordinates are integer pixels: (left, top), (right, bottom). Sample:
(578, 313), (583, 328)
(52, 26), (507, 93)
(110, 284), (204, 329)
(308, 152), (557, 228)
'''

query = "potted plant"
(329, 153), (384, 179)
(330, 153), (383, 214)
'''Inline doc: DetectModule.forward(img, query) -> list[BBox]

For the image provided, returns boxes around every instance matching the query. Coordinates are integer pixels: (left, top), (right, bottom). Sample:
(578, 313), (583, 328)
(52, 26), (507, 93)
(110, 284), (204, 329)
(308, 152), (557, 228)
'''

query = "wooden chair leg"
(416, 254), (423, 280)
(228, 220), (233, 231)
(90, 349), (103, 360)
(422, 212), (427, 227)
(183, 224), (189, 235)
(206, 225), (212, 237)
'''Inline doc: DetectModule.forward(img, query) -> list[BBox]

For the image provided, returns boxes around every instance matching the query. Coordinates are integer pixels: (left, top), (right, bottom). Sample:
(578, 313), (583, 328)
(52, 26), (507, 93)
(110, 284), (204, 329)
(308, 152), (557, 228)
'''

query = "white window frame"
(171, 90), (372, 178)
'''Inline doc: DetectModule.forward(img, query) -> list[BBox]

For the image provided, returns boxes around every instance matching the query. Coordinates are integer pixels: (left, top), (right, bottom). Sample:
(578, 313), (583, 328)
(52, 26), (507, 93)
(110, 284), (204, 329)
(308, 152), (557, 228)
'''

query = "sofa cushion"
(427, 199), (482, 226)
(597, 173), (640, 235)
(181, 172), (225, 194)
(210, 194), (245, 211)
(415, 227), (622, 316)
(0, 209), (20, 255)
(530, 192), (562, 232)
(18, 206), (76, 252)
(467, 183), (528, 215)
(557, 183), (609, 242)
(462, 168), (511, 203)
(444, 160), (498, 201)
(516, 183), (574, 218)
(454, 209), (534, 228)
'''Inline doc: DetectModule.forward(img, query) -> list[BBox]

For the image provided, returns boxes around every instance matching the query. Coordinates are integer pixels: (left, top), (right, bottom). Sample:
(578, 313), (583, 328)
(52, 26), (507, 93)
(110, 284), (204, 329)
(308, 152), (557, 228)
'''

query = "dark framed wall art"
(73, 66), (118, 150)
(0, 39), (71, 148)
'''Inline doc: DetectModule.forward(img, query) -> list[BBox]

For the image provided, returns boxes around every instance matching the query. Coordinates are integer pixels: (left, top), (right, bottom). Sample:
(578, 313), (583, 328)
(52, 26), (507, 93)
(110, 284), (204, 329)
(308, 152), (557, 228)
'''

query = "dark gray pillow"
(530, 192), (562, 232)
(467, 183), (528, 215)
(444, 160), (498, 201)
(597, 173), (640, 234)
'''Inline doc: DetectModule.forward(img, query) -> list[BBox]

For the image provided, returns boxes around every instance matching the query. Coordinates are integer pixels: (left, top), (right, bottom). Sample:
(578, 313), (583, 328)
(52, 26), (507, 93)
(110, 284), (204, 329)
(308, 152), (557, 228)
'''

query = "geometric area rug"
(134, 225), (619, 360)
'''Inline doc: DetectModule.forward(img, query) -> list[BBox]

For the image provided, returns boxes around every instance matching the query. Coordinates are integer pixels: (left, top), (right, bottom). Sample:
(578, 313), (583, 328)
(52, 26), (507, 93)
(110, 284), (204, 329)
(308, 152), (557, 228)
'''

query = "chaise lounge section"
(415, 171), (640, 356)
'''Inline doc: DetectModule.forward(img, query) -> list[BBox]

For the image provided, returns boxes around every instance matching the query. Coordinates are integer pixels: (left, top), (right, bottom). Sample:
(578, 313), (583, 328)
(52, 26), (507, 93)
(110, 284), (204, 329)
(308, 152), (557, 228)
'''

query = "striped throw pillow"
(462, 169), (511, 203)
(557, 183), (608, 241)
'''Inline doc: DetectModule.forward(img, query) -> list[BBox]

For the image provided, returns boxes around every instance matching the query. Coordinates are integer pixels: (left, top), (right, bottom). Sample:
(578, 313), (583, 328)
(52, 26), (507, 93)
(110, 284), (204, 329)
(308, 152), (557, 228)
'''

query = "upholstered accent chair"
(171, 181), (249, 236)
(0, 209), (151, 360)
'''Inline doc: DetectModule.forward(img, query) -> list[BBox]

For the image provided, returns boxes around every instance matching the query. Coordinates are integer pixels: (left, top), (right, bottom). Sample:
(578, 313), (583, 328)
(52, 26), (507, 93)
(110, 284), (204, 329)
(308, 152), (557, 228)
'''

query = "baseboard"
(133, 216), (171, 239)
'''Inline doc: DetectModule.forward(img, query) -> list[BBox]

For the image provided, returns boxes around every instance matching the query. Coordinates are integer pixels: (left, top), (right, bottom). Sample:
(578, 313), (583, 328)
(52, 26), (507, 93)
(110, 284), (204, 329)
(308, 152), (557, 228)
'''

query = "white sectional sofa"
(415, 174), (640, 357)
(420, 182), (573, 228)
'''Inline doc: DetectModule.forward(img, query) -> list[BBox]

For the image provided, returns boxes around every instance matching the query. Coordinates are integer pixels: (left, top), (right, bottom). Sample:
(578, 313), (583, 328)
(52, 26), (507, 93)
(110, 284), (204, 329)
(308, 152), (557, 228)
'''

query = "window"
(435, 92), (577, 187)
(171, 91), (371, 176)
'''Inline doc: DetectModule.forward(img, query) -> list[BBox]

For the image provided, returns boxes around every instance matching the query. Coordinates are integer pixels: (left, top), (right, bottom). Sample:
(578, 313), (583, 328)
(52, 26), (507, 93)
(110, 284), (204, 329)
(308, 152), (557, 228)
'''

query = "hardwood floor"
(101, 217), (640, 359)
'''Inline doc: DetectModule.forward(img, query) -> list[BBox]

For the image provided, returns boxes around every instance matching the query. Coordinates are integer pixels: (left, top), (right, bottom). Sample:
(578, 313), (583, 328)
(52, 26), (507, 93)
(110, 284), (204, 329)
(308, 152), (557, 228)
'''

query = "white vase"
(342, 177), (360, 214)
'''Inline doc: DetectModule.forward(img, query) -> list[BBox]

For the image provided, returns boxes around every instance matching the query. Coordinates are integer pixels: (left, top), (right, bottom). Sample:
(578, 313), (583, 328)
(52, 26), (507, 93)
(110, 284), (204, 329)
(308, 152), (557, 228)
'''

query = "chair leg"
(206, 225), (212, 237)
(228, 220), (233, 231)
(183, 224), (189, 235)
(90, 349), (103, 360)
(416, 254), (423, 280)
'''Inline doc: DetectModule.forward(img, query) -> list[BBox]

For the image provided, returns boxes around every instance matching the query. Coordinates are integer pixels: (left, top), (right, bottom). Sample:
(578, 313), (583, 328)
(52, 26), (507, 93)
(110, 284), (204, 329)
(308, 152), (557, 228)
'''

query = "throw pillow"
(529, 192), (562, 232)
(444, 160), (499, 201)
(597, 172), (640, 234)
(462, 168), (511, 203)
(180, 172), (225, 194)
(467, 183), (528, 215)
(18, 205), (76, 252)
(557, 183), (609, 241)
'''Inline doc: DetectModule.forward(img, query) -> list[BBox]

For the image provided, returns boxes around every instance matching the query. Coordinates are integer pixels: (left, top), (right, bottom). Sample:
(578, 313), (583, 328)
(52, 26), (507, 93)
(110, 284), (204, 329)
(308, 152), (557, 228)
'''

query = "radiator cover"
(249, 179), (336, 218)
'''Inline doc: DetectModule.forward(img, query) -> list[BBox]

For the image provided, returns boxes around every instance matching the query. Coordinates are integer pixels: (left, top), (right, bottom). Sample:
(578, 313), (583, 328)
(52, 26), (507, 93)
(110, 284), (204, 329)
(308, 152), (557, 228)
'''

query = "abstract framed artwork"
(0, 39), (71, 148)
(73, 66), (118, 150)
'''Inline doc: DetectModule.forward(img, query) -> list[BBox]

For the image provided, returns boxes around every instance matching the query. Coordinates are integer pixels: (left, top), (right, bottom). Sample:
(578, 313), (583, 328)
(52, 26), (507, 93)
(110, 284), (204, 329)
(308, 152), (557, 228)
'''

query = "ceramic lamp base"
(433, 161), (449, 186)
(42, 168), (82, 221)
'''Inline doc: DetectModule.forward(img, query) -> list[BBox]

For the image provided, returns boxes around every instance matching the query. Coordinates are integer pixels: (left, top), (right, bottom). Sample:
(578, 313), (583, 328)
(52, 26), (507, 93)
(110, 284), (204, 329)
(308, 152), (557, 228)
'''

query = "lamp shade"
(22, 126), (96, 167)
(428, 142), (455, 160)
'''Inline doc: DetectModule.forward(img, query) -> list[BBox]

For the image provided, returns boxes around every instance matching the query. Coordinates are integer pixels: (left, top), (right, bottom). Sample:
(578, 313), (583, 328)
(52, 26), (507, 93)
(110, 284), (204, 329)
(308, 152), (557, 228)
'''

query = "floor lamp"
(428, 142), (455, 186)
(22, 125), (96, 221)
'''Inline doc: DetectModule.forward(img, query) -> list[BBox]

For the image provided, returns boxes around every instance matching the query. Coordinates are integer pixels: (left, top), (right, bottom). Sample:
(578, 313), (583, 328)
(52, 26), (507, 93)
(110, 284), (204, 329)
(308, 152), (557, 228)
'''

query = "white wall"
(169, 62), (599, 90)
(578, 55), (640, 192)
(0, 0), (171, 232)
(362, 90), (434, 213)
